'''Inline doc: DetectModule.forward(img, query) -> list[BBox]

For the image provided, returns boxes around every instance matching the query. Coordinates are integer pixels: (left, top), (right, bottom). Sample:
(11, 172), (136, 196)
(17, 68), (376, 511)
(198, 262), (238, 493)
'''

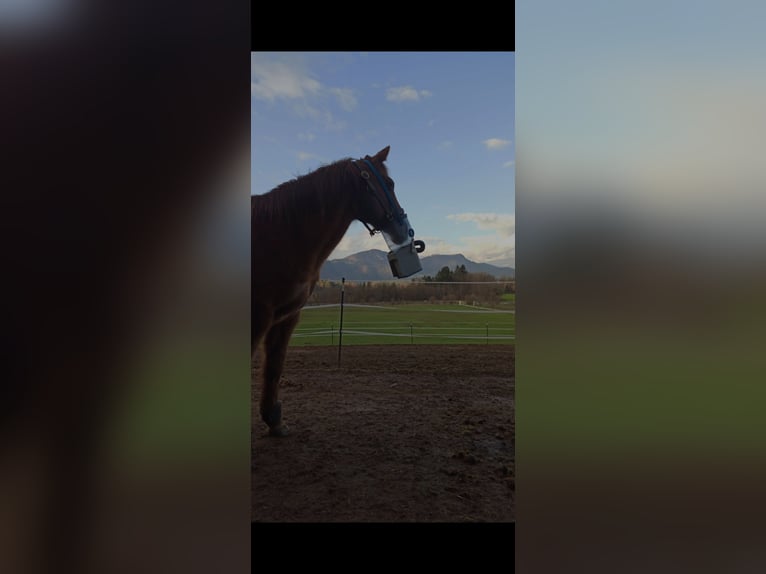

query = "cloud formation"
(442, 213), (516, 266)
(251, 58), (320, 101)
(462, 235), (515, 267)
(330, 225), (387, 258)
(447, 213), (515, 237)
(483, 138), (512, 150)
(251, 54), (357, 123)
(386, 86), (433, 102)
(328, 87), (357, 111)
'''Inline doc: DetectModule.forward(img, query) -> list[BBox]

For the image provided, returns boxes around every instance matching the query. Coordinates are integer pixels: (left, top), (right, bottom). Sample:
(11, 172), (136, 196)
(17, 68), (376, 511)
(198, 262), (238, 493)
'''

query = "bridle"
(350, 157), (408, 237)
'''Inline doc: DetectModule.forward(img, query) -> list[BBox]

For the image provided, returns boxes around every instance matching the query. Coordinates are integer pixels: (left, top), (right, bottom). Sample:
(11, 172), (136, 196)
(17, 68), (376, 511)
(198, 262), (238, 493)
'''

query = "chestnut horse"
(252, 146), (413, 436)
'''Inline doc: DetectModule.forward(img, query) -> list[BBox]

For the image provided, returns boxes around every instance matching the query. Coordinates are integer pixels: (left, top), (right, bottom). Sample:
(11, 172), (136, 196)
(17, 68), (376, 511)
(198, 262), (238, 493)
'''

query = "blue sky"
(517, 1), (766, 226)
(251, 52), (515, 267)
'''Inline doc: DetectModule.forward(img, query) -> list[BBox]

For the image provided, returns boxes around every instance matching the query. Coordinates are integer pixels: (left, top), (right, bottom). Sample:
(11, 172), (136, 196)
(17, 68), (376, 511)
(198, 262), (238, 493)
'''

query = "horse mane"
(252, 157), (357, 224)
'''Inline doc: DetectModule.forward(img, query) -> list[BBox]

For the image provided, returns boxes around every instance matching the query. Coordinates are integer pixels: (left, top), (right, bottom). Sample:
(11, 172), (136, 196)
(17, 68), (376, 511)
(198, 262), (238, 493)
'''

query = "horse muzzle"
(387, 239), (425, 278)
(381, 215), (426, 278)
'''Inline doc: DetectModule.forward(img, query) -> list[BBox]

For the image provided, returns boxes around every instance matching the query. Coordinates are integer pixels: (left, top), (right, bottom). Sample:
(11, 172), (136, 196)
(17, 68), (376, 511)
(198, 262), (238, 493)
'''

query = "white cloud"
(386, 85), (433, 102)
(251, 54), (355, 129)
(462, 235), (515, 267)
(415, 236), (463, 256)
(443, 213), (516, 266)
(298, 132), (316, 142)
(251, 58), (320, 101)
(438, 140), (453, 150)
(328, 87), (357, 111)
(330, 225), (389, 259)
(483, 138), (512, 150)
(294, 102), (347, 131)
(447, 213), (515, 237)
(297, 151), (318, 161)
(503, 160), (515, 168)
(420, 232), (515, 267)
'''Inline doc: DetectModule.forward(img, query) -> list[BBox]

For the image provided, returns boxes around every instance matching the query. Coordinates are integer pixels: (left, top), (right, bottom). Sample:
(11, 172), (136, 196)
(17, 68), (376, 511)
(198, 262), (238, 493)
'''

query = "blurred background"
(0, 1), (250, 572)
(5, 0), (766, 570)
(517, 1), (766, 572)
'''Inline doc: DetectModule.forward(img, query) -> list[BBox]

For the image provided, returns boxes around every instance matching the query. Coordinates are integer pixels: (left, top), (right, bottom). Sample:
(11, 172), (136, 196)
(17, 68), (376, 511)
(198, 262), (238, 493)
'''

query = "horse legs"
(251, 303), (269, 357)
(260, 312), (300, 437)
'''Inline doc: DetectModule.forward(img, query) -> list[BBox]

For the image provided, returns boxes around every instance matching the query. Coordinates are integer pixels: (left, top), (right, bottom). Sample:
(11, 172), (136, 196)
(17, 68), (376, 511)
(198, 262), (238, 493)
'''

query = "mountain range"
(320, 249), (515, 281)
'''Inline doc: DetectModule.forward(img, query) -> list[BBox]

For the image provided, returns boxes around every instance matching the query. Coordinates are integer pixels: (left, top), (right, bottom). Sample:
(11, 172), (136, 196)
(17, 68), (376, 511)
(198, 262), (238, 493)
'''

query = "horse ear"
(374, 146), (391, 162)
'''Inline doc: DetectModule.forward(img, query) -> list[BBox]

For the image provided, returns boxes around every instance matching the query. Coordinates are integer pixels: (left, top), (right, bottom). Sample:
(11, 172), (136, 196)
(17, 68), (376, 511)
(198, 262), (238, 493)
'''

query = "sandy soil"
(252, 344), (514, 522)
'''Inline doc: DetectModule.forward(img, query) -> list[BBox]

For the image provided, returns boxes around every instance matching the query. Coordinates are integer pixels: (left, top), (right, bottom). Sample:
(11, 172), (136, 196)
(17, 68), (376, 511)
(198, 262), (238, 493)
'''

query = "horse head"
(351, 146), (425, 277)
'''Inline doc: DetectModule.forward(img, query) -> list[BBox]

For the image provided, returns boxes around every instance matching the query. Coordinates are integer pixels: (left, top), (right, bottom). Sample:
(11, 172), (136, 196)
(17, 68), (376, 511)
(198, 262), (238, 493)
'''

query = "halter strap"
(361, 158), (403, 225)
(350, 158), (405, 235)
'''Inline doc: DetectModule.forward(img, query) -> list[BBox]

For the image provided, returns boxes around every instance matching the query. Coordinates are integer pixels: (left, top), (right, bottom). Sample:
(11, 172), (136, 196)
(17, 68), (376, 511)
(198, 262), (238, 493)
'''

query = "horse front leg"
(260, 312), (300, 437)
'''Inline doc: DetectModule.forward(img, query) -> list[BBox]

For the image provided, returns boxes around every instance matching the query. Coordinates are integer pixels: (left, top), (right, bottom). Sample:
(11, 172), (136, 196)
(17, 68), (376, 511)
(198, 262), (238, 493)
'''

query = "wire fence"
(292, 304), (515, 346)
(292, 326), (515, 344)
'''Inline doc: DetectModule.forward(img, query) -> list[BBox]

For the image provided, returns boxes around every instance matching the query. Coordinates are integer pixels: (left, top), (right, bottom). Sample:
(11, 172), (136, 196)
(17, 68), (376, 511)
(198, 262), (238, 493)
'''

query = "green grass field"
(290, 302), (515, 346)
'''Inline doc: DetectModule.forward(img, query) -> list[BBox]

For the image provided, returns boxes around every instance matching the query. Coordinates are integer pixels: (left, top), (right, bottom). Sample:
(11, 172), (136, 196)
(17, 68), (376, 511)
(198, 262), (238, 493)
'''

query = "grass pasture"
(290, 302), (515, 346)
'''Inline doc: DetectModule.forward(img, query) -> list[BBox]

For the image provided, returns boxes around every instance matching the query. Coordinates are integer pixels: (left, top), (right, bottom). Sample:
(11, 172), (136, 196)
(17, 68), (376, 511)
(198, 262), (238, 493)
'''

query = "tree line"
(308, 265), (515, 306)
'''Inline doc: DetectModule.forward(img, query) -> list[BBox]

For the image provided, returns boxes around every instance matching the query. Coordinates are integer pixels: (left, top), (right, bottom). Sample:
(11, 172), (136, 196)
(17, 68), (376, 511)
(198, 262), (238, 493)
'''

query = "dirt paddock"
(252, 344), (514, 522)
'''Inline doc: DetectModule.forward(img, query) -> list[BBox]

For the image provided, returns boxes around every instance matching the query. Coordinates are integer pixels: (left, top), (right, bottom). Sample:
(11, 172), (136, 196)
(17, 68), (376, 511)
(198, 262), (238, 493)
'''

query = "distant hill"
(419, 253), (515, 279)
(320, 249), (515, 281)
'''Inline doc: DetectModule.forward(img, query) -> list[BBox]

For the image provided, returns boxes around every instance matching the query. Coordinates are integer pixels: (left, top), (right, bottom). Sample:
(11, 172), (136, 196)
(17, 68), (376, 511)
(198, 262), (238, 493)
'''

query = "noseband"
(350, 157), (406, 236)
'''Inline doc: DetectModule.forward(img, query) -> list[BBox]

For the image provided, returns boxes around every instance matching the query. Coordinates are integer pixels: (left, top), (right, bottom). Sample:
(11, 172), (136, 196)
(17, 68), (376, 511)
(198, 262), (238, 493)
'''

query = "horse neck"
(304, 195), (356, 268)
(298, 166), (359, 269)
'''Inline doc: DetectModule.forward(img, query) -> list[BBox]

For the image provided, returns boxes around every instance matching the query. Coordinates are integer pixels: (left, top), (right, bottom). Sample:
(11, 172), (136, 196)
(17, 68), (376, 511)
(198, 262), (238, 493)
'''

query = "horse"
(252, 145), (415, 437)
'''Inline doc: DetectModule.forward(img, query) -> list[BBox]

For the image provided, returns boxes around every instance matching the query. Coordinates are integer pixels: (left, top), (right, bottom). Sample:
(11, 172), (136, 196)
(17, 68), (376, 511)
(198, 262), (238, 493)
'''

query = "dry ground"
(252, 344), (514, 522)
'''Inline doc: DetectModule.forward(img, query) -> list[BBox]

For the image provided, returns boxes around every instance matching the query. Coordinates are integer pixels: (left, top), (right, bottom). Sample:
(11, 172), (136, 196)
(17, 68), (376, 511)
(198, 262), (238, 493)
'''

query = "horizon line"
(328, 248), (515, 267)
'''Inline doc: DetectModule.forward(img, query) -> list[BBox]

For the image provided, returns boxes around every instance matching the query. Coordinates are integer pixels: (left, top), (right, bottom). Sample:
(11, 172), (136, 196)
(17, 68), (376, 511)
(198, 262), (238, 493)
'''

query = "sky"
(517, 2), (766, 220)
(251, 52), (515, 267)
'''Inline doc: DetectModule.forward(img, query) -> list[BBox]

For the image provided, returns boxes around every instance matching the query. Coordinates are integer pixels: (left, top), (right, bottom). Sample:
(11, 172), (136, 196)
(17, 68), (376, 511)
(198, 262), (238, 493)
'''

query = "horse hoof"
(268, 424), (289, 437)
(261, 401), (283, 428)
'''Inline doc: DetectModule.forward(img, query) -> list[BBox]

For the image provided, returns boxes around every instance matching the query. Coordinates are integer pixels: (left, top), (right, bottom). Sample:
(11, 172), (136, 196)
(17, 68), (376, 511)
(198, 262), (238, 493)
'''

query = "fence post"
(331, 323), (334, 345)
(410, 323), (413, 344)
(486, 323), (489, 345)
(337, 278), (345, 367)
